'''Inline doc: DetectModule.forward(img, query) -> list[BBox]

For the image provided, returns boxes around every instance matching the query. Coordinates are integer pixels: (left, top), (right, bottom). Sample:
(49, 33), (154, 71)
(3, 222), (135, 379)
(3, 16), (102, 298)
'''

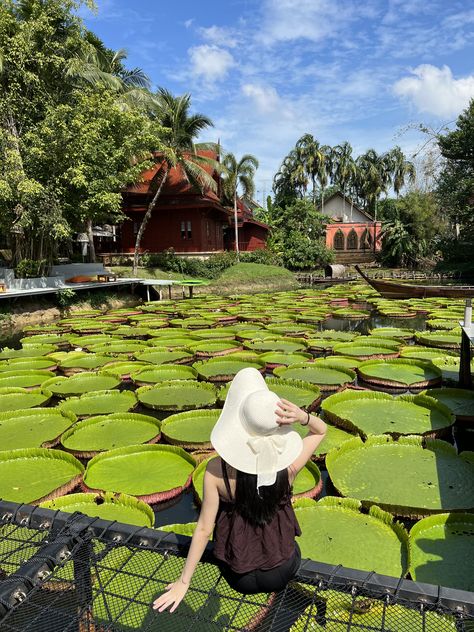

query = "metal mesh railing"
(0, 501), (473, 631)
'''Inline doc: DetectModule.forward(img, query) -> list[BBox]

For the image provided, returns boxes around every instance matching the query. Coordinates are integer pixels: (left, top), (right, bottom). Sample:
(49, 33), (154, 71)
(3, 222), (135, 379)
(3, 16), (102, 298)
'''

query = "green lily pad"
(0, 448), (84, 503)
(0, 387), (52, 412)
(369, 327), (414, 339)
(193, 356), (265, 382)
(290, 589), (455, 631)
(409, 513), (474, 592)
(430, 357), (474, 385)
(322, 390), (454, 437)
(99, 361), (150, 379)
(59, 352), (114, 373)
(137, 380), (217, 411)
(3, 357), (58, 371)
(133, 349), (194, 364)
(274, 362), (356, 390)
(326, 435), (474, 517)
(59, 390), (137, 417)
(61, 413), (161, 455)
(265, 377), (322, 409)
(420, 388), (474, 422)
(400, 346), (458, 361)
(161, 409), (221, 448)
(131, 364), (198, 385)
(357, 358), (442, 388)
(88, 341), (151, 355)
(42, 371), (121, 396)
(244, 337), (307, 353)
(293, 497), (408, 576)
(0, 345), (56, 359)
(159, 522), (197, 537)
(0, 369), (56, 389)
(294, 422), (354, 459)
(415, 331), (461, 349)
(40, 492), (154, 527)
(332, 308), (370, 319)
(0, 408), (76, 449)
(314, 356), (362, 369)
(259, 351), (312, 368)
(83, 444), (195, 503)
(332, 341), (400, 359)
(186, 339), (242, 357)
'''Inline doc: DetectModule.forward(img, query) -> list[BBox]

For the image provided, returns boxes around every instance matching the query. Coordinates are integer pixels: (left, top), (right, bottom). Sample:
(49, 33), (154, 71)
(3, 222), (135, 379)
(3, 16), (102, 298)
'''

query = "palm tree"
(295, 134), (324, 204)
(333, 142), (357, 219)
(221, 152), (259, 259)
(132, 88), (217, 274)
(389, 146), (416, 197)
(318, 145), (333, 215)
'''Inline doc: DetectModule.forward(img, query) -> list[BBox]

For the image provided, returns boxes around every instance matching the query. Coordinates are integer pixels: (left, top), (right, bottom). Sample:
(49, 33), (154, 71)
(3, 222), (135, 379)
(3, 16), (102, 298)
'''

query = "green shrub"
(15, 259), (48, 278)
(239, 249), (283, 266)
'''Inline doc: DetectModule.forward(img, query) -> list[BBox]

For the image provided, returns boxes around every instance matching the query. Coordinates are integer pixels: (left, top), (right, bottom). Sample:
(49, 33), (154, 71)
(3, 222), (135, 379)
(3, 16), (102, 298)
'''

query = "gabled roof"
(322, 191), (374, 221)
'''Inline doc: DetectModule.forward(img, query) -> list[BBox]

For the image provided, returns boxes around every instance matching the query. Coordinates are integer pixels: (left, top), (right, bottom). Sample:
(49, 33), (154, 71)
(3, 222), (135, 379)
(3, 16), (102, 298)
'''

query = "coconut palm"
(221, 152), (259, 259)
(132, 88), (217, 274)
(295, 134), (325, 204)
(389, 146), (416, 197)
(356, 149), (393, 217)
(333, 142), (357, 219)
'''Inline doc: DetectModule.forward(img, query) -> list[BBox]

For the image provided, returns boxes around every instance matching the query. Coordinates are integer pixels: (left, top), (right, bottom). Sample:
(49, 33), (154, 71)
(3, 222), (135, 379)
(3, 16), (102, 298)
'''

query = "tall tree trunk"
(233, 189), (240, 261)
(86, 218), (96, 263)
(133, 167), (169, 275)
(321, 188), (325, 215)
(3, 114), (27, 265)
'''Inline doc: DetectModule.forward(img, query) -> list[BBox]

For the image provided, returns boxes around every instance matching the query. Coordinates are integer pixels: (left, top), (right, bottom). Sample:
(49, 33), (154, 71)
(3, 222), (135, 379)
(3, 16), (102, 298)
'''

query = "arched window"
(333, 230), (345, 250)
(359, 229), (372, 250)
(347, 229), (358, 250)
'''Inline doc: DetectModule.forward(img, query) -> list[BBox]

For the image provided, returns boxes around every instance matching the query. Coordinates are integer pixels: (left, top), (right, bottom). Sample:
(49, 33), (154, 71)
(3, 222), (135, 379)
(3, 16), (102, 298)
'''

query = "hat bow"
(247, 434), (287, 488)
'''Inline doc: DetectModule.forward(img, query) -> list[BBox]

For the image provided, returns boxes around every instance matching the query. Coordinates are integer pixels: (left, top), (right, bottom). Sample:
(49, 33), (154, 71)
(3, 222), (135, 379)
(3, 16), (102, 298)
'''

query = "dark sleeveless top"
(212, 460), (302, 574)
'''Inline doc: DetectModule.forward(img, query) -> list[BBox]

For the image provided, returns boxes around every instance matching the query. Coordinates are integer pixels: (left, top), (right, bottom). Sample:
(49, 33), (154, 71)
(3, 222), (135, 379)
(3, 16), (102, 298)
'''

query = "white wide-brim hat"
(210, 368), (303, 488)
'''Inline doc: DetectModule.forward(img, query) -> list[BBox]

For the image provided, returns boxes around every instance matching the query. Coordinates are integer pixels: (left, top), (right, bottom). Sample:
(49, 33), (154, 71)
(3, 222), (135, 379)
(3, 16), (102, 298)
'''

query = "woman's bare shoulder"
(205, 456), (222, 477)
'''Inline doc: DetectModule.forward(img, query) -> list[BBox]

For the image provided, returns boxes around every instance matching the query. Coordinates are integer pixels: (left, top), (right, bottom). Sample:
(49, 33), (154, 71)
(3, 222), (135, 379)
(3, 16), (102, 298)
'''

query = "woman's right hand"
(275, 398), (307, 425)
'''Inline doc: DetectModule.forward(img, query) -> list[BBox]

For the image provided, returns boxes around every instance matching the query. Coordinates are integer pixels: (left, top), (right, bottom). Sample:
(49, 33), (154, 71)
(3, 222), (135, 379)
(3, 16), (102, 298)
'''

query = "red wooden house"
(119, 151), (269, 255)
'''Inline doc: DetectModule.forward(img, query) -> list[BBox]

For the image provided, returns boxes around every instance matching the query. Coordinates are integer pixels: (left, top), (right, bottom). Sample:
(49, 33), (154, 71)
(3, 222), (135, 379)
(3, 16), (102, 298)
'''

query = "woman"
(152, 367), (327, 613)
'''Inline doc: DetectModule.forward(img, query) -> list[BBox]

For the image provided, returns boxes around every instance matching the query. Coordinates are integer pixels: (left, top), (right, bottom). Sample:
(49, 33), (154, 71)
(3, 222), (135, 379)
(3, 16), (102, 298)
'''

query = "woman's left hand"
(152, 580), (189, 613)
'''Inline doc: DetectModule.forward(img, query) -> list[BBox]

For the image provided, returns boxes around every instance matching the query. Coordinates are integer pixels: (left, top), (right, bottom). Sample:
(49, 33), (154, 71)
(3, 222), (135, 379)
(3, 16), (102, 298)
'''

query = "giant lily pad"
(0, 369), (56, 389)
(4, 357), (58, 372)
(0, 387), (52, 412)
(322, 390), (454, 438)
(161, 409), (221, 449)
(293, 497), (408, 576)
(42, 371), (121, 396)
(369, 327), (414, 339)
(332, 340), (400, 360)
(290, 588), (455, 631)
(0, 448), (84, 503)
(409, 513), (474, 592)
(400, 346), (458, 362)
(0, 345), (56, 359)
(40, 492), (154, 527)
(0, 408), (76, 449)
(99, 361), (150, 380)
(415, 331), (461, 350)
(294, 422), (354, 459)
(59, 352), (114, 375)
(88, 341), (150, 356)
(274, 362), (356, 391)
(326, 435), (474, 517)
(131, 364), (198, 386)
(60, 413), (161, 457)
(259, 351), (312, 370)
(357, 358), (442, 388)
(193, 356), (265, 382)
(59, 390), (137, 418)
(133, 349), (193, 364)
(265, 377), (322, 410)
(137, 380), (217, 411)
(244, 337), (307, 353)
(192, 457), (322, 502)
(187, 339), (242, 358)
(83, 444), (196, 504)
(420, 387), (474, 422)
(430, 356), (474, 385)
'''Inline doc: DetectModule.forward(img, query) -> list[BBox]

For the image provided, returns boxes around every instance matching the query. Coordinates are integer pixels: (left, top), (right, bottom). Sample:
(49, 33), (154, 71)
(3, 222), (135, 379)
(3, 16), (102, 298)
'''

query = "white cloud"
(198, 25), (239, 48)
(184, 18), (194, 29)
(393, 64), (474, 118)
(188, 45), (236, 83)
(242, 83), (281, 114)
(261, 0), (348, 44)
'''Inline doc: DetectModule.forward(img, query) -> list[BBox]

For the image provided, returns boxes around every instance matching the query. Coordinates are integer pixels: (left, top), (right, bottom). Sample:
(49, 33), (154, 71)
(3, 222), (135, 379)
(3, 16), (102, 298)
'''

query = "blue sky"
(82, 0), (474, 201)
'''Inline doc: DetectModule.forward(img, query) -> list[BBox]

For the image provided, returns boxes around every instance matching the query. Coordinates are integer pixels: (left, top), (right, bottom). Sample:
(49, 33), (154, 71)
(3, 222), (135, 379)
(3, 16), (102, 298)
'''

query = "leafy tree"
(24, 88), (157, 262)
(132, 88), (217, 274)
(378, 191), (445, 267)
(221, 152), (259, 259)
(332, 141), (357, 219)
(266, 199), (333, 270)
(436, 99), (474, 269)
(389, 146), (416, 197)
(355, 149), (394, 218)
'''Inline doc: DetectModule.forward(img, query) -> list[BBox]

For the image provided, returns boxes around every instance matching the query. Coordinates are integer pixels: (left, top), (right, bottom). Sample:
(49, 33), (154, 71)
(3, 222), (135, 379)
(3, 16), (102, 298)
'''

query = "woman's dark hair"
(234, 468), (291, 527)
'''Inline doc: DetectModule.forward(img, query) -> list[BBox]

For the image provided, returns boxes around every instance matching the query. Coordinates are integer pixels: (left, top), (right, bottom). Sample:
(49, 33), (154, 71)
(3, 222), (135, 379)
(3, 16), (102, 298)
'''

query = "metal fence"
(0, 500), (473, 632)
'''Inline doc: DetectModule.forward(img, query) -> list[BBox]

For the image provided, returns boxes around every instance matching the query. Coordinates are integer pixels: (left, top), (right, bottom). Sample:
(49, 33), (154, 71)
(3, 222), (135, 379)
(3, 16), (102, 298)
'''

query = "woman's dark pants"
(217, 543), (301, 594)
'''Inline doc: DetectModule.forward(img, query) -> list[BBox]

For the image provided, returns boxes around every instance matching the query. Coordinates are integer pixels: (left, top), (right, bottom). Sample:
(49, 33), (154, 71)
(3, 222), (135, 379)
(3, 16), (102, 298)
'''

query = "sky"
(81, 0), (474, 203)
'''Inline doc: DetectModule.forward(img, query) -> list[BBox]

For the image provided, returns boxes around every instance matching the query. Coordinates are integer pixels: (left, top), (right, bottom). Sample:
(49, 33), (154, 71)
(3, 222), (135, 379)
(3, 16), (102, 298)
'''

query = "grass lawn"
(111, 263), (298, 296)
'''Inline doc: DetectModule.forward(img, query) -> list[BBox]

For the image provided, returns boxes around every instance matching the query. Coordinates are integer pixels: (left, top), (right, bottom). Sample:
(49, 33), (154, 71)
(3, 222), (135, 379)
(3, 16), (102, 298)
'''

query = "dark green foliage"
(378, 191), (445, 267)
(436, 99), (474, 273)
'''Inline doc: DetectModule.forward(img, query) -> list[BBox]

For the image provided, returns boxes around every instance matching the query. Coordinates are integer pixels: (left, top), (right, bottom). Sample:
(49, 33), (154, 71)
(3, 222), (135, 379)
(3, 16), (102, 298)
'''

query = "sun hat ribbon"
(247, 434), (287, 488)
